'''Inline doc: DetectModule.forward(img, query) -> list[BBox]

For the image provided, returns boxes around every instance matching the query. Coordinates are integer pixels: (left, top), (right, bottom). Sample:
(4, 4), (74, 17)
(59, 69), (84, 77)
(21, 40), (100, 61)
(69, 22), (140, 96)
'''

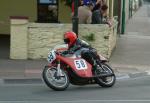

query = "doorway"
(0, 35), (10, 59)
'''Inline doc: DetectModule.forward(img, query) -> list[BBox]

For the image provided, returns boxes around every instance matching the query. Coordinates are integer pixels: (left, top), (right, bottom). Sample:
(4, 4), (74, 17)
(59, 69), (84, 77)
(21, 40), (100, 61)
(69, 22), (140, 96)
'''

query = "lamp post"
(121, 0), (125, 34)
(72, 0), (79, 35)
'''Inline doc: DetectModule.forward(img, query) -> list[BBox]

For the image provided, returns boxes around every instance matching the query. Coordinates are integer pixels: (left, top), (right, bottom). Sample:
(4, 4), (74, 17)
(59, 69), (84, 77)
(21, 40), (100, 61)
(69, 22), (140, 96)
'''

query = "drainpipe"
(72, 0), (79, 35)
(121, 0), (126, 34)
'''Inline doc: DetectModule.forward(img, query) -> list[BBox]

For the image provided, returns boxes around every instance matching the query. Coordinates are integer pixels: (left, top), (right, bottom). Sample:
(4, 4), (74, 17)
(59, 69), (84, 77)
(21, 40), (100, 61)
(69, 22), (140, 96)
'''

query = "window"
(39, 0), (57, 4)
(37, 0), (58, 23)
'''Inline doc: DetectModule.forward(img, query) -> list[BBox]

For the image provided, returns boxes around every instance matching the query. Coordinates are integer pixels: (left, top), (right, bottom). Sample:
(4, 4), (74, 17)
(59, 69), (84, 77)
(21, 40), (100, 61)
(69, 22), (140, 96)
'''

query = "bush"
(82, 33), (95, 41)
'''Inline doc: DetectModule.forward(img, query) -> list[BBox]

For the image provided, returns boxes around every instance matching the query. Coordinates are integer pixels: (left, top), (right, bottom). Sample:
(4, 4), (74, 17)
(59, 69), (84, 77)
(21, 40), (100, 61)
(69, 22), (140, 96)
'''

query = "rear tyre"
(42, 66), (69, 91)
(95, 63), (116, 87)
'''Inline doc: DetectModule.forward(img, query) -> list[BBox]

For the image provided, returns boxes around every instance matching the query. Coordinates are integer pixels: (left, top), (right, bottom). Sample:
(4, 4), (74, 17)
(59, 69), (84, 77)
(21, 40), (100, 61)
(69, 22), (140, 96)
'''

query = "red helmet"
(64, 31), (77, 47)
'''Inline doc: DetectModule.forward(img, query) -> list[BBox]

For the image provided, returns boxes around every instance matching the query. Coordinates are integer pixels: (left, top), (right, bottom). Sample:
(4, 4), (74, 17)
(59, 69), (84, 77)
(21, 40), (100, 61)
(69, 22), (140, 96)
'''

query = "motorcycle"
(42, 44), (116, 91)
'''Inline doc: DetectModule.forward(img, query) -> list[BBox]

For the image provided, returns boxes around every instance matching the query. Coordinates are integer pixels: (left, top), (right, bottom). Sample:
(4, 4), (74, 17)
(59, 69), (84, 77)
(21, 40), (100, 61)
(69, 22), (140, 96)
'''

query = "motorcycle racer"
(42, 31), (116, 91)
(63, 31), (101, 71)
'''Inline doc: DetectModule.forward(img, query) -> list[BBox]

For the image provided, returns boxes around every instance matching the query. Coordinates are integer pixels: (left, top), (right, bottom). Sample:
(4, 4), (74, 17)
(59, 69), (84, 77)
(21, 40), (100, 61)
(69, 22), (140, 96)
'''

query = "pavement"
(0, 4), (150, 83)
(110, 4), (150, 78)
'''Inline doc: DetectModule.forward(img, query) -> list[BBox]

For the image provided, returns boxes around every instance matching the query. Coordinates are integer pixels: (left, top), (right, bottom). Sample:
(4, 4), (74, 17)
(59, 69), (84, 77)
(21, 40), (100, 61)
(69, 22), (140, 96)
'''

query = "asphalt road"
(0, 76), (150, 103)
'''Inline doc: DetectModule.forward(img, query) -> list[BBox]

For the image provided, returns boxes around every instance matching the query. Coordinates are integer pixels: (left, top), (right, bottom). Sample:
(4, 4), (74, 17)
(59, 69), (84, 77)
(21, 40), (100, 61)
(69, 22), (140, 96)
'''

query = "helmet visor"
(64, 38), (70, 44)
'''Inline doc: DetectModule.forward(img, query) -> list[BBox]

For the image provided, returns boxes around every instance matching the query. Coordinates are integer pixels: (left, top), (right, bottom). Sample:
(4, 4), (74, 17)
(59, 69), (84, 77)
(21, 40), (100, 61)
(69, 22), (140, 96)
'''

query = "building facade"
(0, 0), (72, 35)
(0, 0), (37, 35)
(0, 0), (116, 35)
(0, 0), (143, 59)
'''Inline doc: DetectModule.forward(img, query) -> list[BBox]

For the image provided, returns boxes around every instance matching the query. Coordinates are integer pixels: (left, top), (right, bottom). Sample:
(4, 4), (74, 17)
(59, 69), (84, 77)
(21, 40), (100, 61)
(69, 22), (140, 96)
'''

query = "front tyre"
(95, 63), (116, 87)
(42, 66), (69, 91)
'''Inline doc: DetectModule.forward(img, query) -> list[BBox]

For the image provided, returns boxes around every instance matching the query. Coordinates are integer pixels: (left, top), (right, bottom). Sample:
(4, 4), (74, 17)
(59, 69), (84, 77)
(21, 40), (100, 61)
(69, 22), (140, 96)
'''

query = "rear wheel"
(95, 63), (116, 87)
(42, 66), (69, 91)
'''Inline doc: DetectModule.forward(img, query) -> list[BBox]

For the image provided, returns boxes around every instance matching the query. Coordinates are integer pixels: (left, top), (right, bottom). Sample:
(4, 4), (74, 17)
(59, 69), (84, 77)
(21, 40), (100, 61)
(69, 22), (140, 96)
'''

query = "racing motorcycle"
(42, 44), (116, 91)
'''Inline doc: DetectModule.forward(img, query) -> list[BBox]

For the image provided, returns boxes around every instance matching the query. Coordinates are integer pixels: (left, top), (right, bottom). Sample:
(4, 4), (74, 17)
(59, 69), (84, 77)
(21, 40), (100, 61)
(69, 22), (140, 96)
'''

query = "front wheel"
(42, 66), (69, 91)
(95, 63), (116, 87)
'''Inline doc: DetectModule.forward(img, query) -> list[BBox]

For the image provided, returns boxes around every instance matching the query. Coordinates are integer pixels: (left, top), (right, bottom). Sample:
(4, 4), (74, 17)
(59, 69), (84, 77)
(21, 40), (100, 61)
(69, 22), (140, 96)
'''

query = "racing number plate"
(47, 50), (56, 63)
(74, 59), (87, 70)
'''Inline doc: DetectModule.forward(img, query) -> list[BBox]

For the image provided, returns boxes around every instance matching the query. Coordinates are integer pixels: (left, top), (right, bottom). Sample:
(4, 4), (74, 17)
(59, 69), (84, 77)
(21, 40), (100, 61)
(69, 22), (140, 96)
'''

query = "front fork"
(95, 59), (106, 72)
(56, 60), (64, 77)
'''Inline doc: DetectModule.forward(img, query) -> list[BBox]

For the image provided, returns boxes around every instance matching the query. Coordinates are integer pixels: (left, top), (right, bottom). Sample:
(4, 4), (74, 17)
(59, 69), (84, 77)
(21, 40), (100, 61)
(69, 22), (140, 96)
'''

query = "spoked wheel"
(42, 66), (69, 91)
(95, 63), (116, 87)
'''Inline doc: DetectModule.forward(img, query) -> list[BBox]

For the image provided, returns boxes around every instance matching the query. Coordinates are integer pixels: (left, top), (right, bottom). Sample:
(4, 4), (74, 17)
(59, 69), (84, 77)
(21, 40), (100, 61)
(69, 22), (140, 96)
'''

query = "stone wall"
(28, 23), (72, 59)
(10, 18), (118, 59)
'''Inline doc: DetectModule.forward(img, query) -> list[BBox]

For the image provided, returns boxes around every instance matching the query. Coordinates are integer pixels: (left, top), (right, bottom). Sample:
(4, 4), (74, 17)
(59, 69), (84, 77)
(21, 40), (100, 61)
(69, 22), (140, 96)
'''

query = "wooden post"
(106, 0), (110, 17)
(109, 0), (114, 18)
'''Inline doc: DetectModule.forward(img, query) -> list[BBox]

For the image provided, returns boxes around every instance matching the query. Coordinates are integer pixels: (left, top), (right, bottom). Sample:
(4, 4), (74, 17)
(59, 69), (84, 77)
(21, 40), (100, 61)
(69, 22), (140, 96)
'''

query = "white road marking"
(116, 74), (130, 80)
(146, 70), (150, 75)
(1, 100), (150, 103)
